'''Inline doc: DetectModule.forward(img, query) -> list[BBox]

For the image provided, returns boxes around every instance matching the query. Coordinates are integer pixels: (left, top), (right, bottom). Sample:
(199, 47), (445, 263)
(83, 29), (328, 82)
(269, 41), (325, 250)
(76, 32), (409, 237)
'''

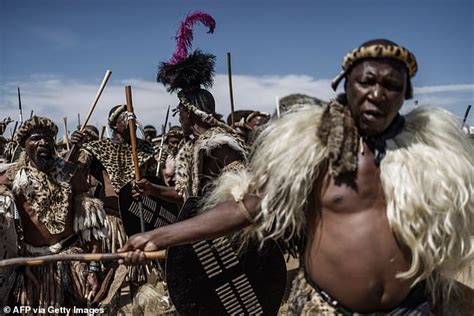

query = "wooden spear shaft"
(0, 250), (166, 268)
(462, 105), (471, 127)
(227, 52), (235, 126)
(100, 125), (106, 140)
(66, 70), (112, 162)
(63, 116), (70, 151)
(125, 85), (145, 233)
(79, 70), (112, 132)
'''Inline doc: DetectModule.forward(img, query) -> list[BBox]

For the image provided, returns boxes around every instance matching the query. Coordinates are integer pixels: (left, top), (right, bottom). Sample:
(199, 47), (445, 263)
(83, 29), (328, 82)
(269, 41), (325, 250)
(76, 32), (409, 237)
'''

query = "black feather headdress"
(157, 12), (216, 93)
(158, 50), (215, 93)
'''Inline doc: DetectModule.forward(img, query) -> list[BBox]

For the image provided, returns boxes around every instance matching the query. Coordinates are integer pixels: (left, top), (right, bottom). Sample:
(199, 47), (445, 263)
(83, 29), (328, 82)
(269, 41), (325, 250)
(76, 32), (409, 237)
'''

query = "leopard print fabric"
(80, 138), (155, 193)
(12, 157), (75, 234)
(332, 42), (417, 90)
(287, 270), (342, 316)
(342, 44), (417, 77)
(174, 127), (248, 200)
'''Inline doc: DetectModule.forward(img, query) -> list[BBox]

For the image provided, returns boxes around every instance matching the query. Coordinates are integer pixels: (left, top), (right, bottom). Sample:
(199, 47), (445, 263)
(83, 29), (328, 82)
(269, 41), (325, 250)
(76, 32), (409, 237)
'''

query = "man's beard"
(35, 155), (54, 171)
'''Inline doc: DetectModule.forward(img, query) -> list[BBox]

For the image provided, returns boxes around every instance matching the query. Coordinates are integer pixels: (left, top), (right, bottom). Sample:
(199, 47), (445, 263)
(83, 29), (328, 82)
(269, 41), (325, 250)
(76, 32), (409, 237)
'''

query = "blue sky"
(0, 0), (473, 135)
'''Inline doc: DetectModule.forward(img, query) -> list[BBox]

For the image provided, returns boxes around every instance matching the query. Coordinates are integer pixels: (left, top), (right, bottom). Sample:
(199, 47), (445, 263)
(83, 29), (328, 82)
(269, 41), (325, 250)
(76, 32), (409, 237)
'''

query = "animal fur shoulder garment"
(80, 138), (155, 193)
(203, 104), (474, 298)
(175, 126), (247, 200)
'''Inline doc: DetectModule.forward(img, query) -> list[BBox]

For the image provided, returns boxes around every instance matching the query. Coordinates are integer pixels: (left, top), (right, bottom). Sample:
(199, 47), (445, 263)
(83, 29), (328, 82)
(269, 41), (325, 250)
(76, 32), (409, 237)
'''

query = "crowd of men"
(0, 10), (473, 316)
(0, 102), (271, 314)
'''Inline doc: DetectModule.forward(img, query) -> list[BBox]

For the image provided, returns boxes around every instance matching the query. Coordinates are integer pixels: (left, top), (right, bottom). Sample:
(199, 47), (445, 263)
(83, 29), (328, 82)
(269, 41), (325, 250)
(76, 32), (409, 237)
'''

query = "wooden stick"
(125, 86), (140, 181)
(100, 125), (106, 140)
(276, 96), (281, 118)
(125, 86), (145, 233)
(80, 70), (112, 132)
(65, 70), (112, 162)
(17, 87), (23, 124)
(462, 105), (471, 127)
(63, 117), (70, 151)
(156, 105), (171, 174)
(227, 52), (235, 126)
(0, 250), (166, 268)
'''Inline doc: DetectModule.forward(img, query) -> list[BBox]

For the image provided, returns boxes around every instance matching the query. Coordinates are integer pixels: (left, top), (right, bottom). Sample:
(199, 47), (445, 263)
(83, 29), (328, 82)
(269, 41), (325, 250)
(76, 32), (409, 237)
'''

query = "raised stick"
(125, 85), (145, 233)
(66, 70), (112, 162)
(0, 250), (166, 268)
(227, 52), (235, 126)
(462, 105), (471, 127)
(100, 125), (106, 140)
(79, 70), (112, 132)
(276, 96), (281, 118)
(63, 117), (70, 151)
(156, 105), (170, 175)
(17, 87), (23, 124)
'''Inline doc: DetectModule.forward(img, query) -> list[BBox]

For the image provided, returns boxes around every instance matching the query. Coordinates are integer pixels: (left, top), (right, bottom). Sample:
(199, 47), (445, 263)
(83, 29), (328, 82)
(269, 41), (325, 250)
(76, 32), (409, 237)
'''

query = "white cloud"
(0, 74), (473, 138)
(415, 84), (474, 94)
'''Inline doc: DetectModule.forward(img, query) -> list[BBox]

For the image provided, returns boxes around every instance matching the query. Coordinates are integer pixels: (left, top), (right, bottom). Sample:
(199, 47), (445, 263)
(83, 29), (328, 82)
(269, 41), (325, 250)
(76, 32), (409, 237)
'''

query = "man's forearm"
(150, 184), (183, 204)
(150, 199), (255, 249)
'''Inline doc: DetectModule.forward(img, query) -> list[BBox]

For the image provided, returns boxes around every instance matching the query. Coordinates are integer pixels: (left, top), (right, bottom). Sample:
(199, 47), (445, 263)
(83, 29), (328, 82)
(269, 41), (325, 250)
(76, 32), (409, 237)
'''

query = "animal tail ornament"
(169, 11), (216, 65)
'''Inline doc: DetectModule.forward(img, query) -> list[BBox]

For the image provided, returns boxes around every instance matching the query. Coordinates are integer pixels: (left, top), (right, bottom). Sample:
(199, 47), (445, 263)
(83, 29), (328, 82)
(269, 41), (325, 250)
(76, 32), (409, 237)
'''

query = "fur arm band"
(73, 192), (107, 243)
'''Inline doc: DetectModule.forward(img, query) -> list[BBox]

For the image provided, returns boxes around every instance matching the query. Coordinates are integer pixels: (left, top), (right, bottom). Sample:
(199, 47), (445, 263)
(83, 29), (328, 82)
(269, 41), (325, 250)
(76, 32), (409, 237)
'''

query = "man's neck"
(112, 132), (129, 145)
(190, 122), (209, 138)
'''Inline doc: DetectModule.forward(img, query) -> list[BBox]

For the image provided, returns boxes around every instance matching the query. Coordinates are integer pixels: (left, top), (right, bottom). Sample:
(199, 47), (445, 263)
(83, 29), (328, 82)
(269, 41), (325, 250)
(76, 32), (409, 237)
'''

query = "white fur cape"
(203, 104), (474, 295)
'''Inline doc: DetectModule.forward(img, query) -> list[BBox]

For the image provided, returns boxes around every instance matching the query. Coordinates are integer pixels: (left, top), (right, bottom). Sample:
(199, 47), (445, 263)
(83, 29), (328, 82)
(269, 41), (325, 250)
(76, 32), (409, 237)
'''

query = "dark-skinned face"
(178, 104), (192, 135)
(248, 115), (269, 130)
(113, 111), (135, 140)
(24, 127), (56, 171)
(345, 59), (407, 136)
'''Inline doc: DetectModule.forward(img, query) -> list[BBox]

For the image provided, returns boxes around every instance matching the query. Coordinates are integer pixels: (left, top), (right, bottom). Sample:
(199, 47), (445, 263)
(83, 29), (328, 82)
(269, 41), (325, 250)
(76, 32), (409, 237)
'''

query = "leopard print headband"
(15, 116), (58, 147)
(108, 104), (127, 127)
(332, 43), (417, 91)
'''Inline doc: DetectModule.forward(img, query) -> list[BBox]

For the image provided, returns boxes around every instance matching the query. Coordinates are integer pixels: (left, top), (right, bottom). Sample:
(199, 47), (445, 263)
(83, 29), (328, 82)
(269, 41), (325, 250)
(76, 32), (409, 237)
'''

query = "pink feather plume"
(169, 11), (216, 65)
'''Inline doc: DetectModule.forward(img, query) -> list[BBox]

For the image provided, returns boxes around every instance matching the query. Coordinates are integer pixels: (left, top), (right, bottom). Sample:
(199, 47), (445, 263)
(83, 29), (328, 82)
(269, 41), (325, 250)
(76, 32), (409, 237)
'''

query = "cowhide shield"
(118, 176), (179, 236)
(166, 197), (287, 315)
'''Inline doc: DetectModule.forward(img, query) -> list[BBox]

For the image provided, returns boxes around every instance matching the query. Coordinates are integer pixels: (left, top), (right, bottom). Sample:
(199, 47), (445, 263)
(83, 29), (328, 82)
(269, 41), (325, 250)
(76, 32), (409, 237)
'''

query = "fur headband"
(108, 104), (127, 127)
(15, 116), (58, 147)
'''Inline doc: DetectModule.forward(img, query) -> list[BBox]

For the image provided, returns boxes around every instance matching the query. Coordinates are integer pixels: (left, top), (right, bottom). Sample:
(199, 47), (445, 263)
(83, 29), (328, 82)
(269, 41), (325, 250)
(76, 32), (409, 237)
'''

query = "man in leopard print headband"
(120, 38), (474, 314)
(69, 104), (165, 312)
(0, 116), (107, 308)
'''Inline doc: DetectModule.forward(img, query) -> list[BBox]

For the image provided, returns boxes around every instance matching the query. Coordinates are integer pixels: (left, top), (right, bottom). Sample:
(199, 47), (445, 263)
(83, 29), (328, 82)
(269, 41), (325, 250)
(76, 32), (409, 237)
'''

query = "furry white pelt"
(73, 192), (107, 242)
(381, 106), (474, 296)
(203, 104), (474, 300)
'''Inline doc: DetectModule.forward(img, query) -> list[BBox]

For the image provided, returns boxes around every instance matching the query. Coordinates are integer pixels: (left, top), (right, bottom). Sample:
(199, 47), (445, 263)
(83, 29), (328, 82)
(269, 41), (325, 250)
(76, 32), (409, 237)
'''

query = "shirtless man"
(120, 40), (474, 314)
(2, 116), (106, 307)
